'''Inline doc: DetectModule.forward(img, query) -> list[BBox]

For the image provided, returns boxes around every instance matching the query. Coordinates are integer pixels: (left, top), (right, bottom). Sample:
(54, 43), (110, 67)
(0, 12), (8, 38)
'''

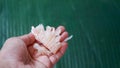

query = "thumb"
(19, 33), (35, 46)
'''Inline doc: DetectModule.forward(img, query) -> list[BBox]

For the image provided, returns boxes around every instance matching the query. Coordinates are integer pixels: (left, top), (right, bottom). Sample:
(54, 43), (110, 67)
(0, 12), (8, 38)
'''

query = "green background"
(0, 0), (120, 68)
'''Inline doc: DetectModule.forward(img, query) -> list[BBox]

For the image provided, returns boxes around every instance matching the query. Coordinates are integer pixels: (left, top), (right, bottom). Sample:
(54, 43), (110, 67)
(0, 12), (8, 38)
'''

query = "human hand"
(0, 26), (68, 68)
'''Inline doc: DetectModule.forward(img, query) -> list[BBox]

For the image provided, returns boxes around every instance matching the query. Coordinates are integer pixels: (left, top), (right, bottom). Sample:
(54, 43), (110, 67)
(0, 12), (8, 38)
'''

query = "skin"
(0, 26), (68, 68)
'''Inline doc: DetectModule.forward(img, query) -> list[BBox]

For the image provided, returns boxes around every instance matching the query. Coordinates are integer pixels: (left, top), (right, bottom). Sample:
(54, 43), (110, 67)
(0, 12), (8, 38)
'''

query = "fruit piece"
(31, 24), (62, 55)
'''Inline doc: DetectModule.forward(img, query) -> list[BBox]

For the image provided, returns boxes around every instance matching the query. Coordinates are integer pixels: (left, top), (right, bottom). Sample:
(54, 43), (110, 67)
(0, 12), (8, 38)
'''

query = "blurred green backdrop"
(0, 0), (120, 68)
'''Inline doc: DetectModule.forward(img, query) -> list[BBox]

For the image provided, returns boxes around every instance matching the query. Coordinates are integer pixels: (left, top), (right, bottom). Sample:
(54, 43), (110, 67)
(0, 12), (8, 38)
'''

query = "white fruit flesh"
(31, 24), (62, 55)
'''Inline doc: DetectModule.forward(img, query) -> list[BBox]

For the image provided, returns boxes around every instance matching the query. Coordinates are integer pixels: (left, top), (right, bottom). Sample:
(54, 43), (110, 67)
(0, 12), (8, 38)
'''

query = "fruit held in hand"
(31, 24), (62, 55)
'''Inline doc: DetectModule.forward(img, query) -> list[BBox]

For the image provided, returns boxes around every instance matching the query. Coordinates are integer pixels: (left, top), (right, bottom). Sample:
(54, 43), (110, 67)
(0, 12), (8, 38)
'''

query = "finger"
(60, 31), (68, 42)
(36, 56), (52, 68)
(49, 55), (57, 64)
(56, 26), (65, 34)
(49, 42), (68, 64)
(19, 33), (35, 46)
(56, 42), (68, 60)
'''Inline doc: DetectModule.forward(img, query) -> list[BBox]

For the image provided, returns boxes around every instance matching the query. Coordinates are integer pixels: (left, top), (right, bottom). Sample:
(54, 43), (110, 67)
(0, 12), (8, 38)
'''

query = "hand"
(0, 26), (68, 68)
